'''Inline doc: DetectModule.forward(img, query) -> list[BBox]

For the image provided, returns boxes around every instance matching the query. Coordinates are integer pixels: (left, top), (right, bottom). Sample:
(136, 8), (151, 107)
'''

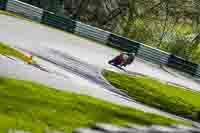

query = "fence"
(6, 0), (43, 22)
(0, 0), (7, 10)
(75, 22), (110, 43)
(167, 55), (199, 76)
(42, 11), (76, 33)
(1, 0), (200, 78)
(197, 66), (200, 77)
(137, 45), (170, 65)
(107, 33), (141, 53)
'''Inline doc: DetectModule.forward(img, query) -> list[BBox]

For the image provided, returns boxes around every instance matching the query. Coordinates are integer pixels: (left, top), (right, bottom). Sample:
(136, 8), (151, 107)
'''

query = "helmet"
(128, 52), (135, 56)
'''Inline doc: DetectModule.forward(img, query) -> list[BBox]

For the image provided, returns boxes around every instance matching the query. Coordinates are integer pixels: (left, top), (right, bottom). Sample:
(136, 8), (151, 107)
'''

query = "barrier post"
(0, 0), (8, 10)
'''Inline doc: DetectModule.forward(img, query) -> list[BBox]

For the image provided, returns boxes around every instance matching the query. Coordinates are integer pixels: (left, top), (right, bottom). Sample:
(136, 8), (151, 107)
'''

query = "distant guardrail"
(42, 11), (76, 33)
(1, 0), (200, 78)
(0, 0), (7, 10)
(6, 0), (43, 21)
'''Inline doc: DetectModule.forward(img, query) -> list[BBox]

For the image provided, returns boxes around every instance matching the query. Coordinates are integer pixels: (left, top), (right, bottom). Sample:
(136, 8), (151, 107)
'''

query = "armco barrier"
(196, 66), (200, 77)
(137, 45), (170, 65)
(107, 33), (141, 53)
(167, 55), (199, 76)
(75, 22), (110, 43)
(6, 0), (43, 22)
(0, 0), (7, 10)
(42, 11), (76, 33)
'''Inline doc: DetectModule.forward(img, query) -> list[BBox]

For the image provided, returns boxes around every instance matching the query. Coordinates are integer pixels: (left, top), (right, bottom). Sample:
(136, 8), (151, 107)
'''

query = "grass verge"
(103, 70), (200, 121)
(0, 42), (30, 63)
(0, 77), (188, 133)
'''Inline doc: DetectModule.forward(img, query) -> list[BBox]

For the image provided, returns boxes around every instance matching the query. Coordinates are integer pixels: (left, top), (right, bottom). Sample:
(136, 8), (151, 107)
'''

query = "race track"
(0, 14), (200, 123)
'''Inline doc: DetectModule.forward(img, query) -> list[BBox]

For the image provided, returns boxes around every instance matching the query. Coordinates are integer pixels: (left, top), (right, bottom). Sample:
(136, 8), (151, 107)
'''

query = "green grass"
(0, 77), (188, 133)
(0, 10), (18, 17)
(103, 70), (200, 121)
(0, 42), (30, 63)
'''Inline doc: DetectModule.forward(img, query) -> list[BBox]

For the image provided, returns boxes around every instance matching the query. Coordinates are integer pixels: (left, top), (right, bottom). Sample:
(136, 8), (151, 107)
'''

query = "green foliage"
(115, 0), (200, 64)
(159, 33), (200, 63)
(118, 18), (200, 63)
(0, 77), (186, 133)
(104, 70), (200, 121)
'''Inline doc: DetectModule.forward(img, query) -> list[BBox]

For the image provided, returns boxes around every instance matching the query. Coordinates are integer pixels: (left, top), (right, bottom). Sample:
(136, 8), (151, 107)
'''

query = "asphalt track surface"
(0, 14), (200, 124)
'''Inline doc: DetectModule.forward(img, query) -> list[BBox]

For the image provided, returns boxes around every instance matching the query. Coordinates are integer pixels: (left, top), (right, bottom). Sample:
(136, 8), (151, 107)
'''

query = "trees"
(112, 0), (200, 63)
(63, 0), (128, 30)
(20, 0), (64, 13)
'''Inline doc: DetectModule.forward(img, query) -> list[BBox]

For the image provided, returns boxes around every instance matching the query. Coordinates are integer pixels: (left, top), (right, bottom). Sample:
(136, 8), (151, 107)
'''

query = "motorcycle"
(108, 53), (135, 68)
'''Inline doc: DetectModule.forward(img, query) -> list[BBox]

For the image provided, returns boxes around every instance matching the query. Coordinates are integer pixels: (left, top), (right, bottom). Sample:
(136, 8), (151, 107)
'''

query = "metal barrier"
(196, 66), (200, 77)
(6, 0), (43, 22)
(0, 0), (7, 10)
(75, 22), (110, 43)
(107, 33), (141, 53)
(1, 0), (200, 78)
(167, 55), (199, 76)
(42, 11), (76, 33)
(138, 45), (170, 65)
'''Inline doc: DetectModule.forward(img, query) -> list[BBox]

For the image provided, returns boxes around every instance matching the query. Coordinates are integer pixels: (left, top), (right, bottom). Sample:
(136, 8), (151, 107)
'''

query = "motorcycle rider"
(121, 53), (135, 67)
(109, 52), (135, 67)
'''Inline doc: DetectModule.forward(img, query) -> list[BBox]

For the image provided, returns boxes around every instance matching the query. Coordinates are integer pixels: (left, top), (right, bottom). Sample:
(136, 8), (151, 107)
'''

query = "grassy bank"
(0, 42), (30, 63)
(103, 70), (200, 121)
(0, 10), (18, 18)
(0, 77), (188, 133)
